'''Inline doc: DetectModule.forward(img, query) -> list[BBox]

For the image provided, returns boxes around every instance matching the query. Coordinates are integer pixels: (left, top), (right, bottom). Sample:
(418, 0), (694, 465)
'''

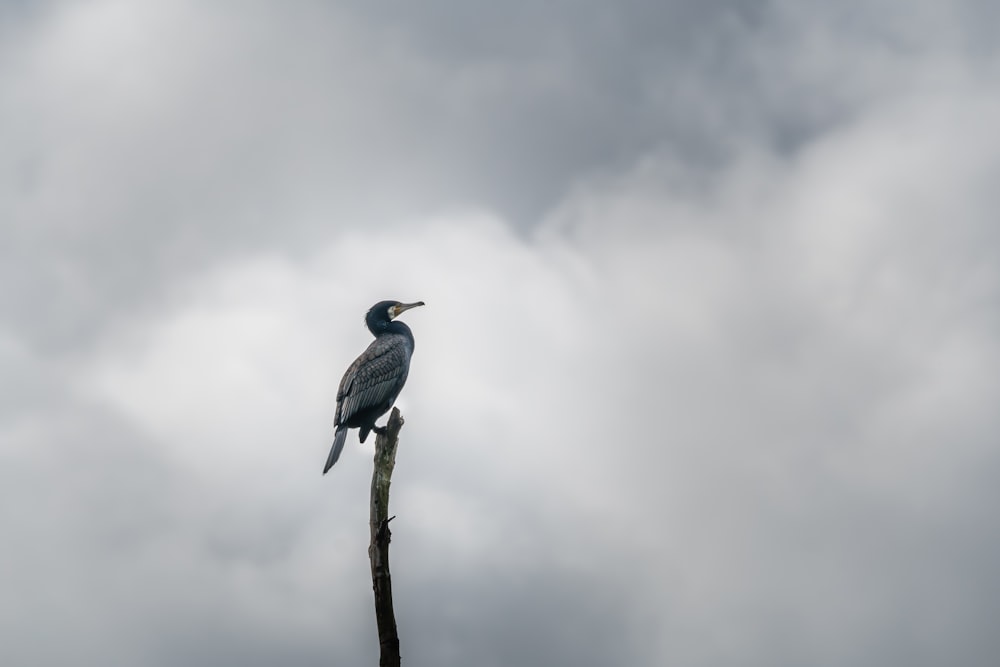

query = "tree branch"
(368, 407), (404, 667)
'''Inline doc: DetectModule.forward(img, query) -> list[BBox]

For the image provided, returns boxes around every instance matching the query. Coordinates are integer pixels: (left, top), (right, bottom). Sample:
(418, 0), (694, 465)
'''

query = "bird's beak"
(392, 301), (425, 318)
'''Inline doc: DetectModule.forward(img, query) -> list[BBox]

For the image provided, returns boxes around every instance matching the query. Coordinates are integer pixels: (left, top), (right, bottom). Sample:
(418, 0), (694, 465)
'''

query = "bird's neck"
(370, 320), (414, 349)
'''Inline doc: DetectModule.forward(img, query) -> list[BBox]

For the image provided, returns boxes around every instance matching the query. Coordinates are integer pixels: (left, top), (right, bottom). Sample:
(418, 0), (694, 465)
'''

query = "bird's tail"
(324, 427), (348, 474)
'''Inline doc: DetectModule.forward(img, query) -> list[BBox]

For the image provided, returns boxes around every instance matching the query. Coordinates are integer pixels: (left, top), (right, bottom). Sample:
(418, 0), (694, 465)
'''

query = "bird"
(324, 300), (425, 473)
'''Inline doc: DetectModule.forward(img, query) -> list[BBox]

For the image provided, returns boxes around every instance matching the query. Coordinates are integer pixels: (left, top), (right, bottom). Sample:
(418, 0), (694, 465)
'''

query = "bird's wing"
(336, 337), (410, 426)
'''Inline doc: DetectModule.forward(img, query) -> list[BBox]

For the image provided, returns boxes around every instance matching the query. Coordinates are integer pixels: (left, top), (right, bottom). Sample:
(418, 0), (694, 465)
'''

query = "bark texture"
(369, 407), (403, 667)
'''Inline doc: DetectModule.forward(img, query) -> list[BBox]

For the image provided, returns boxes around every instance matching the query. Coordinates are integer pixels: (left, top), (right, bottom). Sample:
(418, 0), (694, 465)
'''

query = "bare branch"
(368, 407), (404, 667)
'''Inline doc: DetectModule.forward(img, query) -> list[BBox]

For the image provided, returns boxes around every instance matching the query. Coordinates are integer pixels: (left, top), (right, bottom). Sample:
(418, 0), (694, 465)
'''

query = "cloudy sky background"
(3, 1), (1000, 665)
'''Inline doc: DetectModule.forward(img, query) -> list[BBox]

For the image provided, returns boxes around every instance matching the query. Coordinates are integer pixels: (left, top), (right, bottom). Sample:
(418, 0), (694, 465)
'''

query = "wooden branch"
(369, 407), (404, 667)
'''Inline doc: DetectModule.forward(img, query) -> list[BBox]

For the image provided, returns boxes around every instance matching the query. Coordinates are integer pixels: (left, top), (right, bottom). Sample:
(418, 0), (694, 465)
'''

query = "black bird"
(324, 300), (425, 473)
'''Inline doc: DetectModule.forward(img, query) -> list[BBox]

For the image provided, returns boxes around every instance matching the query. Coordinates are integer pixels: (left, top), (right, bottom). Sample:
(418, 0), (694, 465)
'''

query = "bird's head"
(366, 300), (425, 330)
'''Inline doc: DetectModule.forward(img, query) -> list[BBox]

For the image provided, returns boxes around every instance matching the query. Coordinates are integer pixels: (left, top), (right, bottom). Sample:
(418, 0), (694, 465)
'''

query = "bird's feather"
(324, 427), (348, 474)
(335, 334), (411, 427)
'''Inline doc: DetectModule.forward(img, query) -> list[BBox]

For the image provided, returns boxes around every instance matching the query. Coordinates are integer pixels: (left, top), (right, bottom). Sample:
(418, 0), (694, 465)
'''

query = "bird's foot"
(373, 425), (388, 436)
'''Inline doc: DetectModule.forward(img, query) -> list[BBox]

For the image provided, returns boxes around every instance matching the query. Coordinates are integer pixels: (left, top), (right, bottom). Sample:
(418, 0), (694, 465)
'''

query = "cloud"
(3, 1), (1000, 665)
(538, 65), (1000, 664)
(28, 214), (643, 666)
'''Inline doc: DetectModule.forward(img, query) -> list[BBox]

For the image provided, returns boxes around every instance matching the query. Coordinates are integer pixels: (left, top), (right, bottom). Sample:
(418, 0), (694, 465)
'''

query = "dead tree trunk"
(369, 407), (403, 667)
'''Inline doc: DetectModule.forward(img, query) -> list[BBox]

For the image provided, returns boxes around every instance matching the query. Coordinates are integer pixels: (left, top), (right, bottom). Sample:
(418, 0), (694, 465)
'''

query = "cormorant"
(323, 300), (425, 473)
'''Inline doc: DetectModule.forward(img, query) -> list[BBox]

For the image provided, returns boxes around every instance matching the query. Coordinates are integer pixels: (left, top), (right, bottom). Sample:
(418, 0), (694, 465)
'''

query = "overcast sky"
(3, 1), (1000, 665)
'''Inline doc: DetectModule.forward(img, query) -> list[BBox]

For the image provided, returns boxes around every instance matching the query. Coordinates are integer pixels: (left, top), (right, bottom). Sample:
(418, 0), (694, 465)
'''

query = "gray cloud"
(3, 1), (1000, 666)
(9, 0), (987, 353)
